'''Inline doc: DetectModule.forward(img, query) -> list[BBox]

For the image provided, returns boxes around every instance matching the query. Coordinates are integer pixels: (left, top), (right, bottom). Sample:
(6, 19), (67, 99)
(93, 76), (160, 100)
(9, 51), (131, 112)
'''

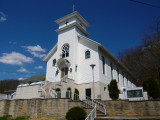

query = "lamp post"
(90, 64), (96, 100)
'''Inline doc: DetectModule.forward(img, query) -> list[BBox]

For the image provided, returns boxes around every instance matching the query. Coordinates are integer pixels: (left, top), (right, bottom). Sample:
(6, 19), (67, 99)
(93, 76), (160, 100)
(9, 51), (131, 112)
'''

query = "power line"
(129, 0), (160, 8)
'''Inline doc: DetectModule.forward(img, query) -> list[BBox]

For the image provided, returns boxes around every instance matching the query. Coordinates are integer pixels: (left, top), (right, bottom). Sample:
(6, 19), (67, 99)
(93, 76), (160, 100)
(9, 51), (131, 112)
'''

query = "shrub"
(108, 79), (120, 99)
(66, 106), (86, 120)
(143, 76), (160, 99)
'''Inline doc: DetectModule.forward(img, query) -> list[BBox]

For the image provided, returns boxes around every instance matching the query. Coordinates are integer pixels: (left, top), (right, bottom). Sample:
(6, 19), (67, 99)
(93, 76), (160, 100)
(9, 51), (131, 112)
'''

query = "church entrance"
(86, 88), (91, 99)
(61, 67), (68, 78)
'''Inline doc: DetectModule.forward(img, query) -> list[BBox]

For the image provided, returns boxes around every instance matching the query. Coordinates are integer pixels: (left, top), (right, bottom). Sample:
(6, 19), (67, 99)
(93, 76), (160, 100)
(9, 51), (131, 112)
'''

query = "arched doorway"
(55, 88), (61, 98)
(57, 58), (70, 79)
(66, 87), (71, 98)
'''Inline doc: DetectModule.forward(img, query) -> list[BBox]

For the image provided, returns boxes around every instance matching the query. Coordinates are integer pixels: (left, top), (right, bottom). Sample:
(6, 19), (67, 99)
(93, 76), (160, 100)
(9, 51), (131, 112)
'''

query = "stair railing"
(72, 93), (106, 115)
(49, 88), (57, 98)
(61, 75), (68, 82)
(72, 93), (98, 120)
(40, 81), (55, 98)
(85, 105), (97, 120)
(86, 96), (106, 115)
(40, 82), (46, 97)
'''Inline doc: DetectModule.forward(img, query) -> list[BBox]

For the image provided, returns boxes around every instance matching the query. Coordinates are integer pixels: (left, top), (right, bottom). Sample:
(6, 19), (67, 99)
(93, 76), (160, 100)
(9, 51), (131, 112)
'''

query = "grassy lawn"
(0, 115), (59, 120)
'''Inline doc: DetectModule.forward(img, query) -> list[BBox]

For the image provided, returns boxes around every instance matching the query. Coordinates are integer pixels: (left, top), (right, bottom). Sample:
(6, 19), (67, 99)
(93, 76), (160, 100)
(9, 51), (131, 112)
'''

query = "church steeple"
(55, 11), (90, 36)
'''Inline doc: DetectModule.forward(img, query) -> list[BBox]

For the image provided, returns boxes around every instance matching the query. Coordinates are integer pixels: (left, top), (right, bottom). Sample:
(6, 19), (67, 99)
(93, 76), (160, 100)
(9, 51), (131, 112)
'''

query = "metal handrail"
(40, 82), (46, 97)
(61, 75), (68, 82)
(49, 88), (57, 98)
(73, 93), (106, 115)
(85, 96), (106, 115)
(85, 105), (97, 120)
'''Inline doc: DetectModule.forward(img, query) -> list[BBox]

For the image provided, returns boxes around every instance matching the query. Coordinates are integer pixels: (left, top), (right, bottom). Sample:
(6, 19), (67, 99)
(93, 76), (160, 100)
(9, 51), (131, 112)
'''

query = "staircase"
(40, 76), (107, 120)
(40, 75), (72, 98)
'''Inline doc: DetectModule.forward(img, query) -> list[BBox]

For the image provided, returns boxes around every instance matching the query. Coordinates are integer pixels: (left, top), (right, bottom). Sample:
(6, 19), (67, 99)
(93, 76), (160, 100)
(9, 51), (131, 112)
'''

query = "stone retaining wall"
(0, 99), (82, 120)
(103, 100), (160, 116)
(0, 99), (160, 120)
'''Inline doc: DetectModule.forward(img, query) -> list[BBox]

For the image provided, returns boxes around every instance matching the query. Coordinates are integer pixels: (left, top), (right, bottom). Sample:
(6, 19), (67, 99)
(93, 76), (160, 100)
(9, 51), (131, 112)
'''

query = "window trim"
(53, 59), (56, 66)
(85, 50), (91, 59)
(62, 43), (69, 58)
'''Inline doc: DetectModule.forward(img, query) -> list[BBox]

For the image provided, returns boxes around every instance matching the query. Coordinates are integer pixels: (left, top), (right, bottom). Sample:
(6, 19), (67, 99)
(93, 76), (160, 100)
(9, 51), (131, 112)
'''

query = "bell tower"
(55, 11), (90, 81)
(55, 11), (90, 36)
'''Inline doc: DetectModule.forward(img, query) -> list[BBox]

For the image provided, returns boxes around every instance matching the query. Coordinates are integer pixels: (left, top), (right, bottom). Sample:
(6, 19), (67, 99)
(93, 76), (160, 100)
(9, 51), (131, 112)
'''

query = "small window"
(104, 87), (106, 91)
(102, 56), (105, 74)
(85, 50), (90, 59)
(75, 65), (77, 72)
(53, 59), (56, 66)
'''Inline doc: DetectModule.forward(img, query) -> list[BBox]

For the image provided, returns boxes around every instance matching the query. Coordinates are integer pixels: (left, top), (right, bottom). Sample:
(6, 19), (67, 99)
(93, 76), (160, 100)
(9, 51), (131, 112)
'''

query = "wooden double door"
(61, 67), (68, 78)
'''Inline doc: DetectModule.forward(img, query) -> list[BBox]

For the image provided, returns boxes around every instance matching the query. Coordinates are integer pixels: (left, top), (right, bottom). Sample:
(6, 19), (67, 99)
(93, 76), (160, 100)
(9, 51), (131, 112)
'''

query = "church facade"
(42, 11), (137, 100)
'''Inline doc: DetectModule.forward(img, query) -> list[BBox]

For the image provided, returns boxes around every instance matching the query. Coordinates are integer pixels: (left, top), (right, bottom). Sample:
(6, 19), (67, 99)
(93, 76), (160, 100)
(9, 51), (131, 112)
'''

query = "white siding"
(78, 37), (100, 84)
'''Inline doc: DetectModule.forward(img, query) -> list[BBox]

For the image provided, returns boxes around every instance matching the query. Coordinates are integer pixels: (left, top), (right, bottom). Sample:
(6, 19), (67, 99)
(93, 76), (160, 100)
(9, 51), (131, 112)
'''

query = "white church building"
(13, 11), (146, 101)
(42, 11), (137, 100)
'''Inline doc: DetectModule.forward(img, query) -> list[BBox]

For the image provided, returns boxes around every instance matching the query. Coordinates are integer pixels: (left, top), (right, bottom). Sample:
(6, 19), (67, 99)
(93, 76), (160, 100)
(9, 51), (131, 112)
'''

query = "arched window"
(56, 88), (61, 98)
(53, 59), (56, 66)
(62, 44), (69, 58)
(74, 89), (79, 100)
(66, 87), (71, 98)
(85, 50), (90, 59)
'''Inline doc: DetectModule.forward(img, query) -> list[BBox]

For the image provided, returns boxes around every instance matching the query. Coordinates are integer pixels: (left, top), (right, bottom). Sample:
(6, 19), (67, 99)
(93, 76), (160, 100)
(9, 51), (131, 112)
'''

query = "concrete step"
(95, 116), (160, 120)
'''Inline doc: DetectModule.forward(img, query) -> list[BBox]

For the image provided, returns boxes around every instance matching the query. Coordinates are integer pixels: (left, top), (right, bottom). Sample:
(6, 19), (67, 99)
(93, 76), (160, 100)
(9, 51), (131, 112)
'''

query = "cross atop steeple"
(72, 5), (75, 12)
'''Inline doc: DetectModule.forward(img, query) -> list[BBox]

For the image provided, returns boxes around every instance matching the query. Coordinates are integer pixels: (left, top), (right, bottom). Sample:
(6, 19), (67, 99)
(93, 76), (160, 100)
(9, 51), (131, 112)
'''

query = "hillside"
(20, 74), (46, 84)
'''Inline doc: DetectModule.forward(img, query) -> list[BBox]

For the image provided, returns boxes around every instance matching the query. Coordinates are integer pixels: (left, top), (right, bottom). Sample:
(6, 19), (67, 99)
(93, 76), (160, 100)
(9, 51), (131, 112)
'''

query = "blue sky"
(0, 0), (160, 80)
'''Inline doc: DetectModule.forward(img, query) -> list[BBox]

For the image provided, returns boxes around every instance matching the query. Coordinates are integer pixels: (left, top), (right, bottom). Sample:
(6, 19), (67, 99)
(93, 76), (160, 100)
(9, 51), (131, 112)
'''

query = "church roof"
(43, 44), (57, 62)
(55, 22), (89, 36)
(55, 11), (90, 28)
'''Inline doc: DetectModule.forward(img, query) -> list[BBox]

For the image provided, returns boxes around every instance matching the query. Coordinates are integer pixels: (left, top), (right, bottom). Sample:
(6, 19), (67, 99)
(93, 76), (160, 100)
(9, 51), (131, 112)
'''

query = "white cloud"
(29, 51), (46, 58)
(35, 65), (43, 69)
(23, 45), (46, 52)
(22, 45), (46, 58)
(18, 77), (25, 80)
(0, 12), (7, 22)
(17, 67), (29, 73)
(0, 52), (34, 65)
(9, 41), (17, 45)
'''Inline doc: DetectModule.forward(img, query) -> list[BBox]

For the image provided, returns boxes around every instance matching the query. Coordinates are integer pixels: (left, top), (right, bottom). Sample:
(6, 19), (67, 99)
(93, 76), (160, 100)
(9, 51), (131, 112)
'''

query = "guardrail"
(85, 105), (97, 120)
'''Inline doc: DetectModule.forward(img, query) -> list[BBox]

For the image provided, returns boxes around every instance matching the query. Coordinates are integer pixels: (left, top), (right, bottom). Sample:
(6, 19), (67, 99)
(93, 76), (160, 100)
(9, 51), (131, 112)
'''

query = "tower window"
(85, 50), (90, 59)
(102, 56), (105, 74)
(62, 44), (69, 58)
(53, 59), (56, 66)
